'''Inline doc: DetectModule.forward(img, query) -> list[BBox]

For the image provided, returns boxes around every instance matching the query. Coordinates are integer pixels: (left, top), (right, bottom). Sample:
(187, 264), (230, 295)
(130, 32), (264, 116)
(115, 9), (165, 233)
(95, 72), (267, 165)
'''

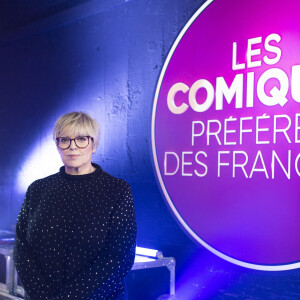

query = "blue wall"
(1, 0), (300, 299)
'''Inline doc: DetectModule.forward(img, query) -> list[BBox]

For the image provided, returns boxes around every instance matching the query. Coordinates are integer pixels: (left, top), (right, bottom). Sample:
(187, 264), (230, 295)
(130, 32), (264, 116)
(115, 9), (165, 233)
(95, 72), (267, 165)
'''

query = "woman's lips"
(68, 155), (80, 158)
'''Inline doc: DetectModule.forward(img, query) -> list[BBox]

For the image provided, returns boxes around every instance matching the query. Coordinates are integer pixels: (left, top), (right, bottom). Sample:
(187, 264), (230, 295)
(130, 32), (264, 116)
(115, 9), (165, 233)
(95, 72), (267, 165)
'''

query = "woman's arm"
(55, 181), (137, 300)
(13, 184), (55, 300)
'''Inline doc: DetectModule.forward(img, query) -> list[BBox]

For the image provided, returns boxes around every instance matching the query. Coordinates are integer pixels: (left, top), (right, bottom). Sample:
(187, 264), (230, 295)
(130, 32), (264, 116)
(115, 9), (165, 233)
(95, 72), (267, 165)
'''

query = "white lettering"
(247, 37), (262, 68)
(273, 114), (291, 144)
(263, 33), (282, 65)
(218, 151), (230, 177)
(216, 74), (243, 110)
(164, 152), (180, 175)
(233, 151), (249, 178)
(257, 68), (289, 107)
(167, 83), (189, 114)
(271, 150), (291, 179)
(195, 151), (208, 177)
(189, 79), (214, 112)
(249, 151), (269, 178)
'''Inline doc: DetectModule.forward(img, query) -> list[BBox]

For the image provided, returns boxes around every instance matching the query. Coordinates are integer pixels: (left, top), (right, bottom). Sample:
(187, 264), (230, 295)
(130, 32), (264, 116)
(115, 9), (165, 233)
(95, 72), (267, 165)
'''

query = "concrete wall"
(1, 0), (299, 299)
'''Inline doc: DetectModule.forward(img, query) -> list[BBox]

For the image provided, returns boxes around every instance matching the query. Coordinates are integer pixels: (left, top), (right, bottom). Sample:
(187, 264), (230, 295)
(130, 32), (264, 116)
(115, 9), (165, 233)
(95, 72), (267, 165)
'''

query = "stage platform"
(0, 237), (175, 299)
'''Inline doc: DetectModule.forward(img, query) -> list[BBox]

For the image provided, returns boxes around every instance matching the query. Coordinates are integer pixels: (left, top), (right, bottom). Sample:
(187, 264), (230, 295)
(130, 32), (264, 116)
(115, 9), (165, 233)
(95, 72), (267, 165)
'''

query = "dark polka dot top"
(13, 163), (137, 300)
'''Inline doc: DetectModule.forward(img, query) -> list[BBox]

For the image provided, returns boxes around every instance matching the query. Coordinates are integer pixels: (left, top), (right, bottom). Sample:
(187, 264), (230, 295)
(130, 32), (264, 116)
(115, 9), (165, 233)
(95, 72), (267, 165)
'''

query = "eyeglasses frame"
(56, 136), (93, 150)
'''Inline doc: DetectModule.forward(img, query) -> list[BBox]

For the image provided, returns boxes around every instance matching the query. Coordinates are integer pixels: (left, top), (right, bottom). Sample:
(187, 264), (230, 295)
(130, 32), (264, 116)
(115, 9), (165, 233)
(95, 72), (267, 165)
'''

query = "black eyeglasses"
(56, 136), (93, 150)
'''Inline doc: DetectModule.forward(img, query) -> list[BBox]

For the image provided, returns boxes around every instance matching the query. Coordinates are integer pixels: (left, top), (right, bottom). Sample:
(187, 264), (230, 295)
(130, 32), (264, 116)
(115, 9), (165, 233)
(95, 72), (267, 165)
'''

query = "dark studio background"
(0, 0), (300, 299)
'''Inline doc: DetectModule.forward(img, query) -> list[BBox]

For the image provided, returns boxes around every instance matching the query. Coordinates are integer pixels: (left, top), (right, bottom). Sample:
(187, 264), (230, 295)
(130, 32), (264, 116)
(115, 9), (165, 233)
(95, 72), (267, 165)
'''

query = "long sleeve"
(13, 185), (55, 300)
(55, 182), (137, 300)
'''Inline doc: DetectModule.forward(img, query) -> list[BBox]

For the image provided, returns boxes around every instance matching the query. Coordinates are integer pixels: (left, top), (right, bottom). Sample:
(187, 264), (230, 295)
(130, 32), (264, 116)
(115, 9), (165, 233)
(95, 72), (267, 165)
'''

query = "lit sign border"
(151, 0), (300, 271)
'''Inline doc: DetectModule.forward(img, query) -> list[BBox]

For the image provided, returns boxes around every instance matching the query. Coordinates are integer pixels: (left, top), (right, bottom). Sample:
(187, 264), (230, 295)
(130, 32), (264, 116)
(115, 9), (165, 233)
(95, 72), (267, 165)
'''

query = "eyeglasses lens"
(58, 137), (89, 149)
(75, 136), (89, 148)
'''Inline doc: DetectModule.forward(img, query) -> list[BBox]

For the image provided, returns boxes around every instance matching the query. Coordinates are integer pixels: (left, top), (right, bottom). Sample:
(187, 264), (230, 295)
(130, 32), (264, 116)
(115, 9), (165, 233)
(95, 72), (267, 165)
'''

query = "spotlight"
(135, 246), (163, 259)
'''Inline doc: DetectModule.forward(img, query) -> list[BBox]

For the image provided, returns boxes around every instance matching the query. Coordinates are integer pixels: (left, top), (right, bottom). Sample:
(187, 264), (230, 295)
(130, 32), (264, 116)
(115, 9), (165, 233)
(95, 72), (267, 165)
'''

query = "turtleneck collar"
(59, 163), (103, 181)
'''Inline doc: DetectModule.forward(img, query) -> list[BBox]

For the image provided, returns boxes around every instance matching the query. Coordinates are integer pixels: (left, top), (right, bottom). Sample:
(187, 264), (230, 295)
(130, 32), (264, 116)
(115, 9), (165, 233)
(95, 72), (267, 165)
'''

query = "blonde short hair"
(53, 112), (100, 149)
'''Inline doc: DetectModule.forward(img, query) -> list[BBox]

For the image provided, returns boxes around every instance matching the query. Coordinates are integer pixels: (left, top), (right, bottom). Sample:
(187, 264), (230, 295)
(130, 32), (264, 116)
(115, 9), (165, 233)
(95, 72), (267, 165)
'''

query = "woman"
(13, 112), (137, 300)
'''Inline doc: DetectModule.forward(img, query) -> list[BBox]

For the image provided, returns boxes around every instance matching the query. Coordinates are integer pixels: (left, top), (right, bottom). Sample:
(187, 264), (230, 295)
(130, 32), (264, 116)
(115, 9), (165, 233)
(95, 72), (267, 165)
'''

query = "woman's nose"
(69, 139), (77, 149)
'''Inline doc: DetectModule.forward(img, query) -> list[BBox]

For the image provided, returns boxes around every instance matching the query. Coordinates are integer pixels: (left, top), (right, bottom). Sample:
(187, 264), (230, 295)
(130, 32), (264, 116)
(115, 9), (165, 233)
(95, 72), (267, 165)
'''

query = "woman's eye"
(77, 137), (87, 141)
(60, 138), (70, 143)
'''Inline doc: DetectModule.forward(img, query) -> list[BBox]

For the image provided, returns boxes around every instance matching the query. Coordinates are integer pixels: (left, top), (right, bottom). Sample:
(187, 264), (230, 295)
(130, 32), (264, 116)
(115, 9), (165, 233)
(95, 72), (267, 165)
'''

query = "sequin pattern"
(13, 164), (137, 300)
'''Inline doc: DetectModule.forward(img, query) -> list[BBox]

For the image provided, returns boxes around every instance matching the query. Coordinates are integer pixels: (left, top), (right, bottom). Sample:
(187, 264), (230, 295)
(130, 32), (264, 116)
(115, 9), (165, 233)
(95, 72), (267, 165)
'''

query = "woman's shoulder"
(100, 170), (131, 191)
(27, 172), (61, 190)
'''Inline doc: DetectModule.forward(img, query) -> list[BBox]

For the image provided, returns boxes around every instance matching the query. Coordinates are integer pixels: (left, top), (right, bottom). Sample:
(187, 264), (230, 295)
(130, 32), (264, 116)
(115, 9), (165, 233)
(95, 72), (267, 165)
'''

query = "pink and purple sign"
(152, 0), (300, 270)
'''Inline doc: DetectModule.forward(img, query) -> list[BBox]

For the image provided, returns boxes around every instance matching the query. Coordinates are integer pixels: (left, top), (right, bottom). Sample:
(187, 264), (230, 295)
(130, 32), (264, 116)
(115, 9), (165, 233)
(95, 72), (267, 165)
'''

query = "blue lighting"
(16, 133), (62, 193)
(175, 251), (232, 299)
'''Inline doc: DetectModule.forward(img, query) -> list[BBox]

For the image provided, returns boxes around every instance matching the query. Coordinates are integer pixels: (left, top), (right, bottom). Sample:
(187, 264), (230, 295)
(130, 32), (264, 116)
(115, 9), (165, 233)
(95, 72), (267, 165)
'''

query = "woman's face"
(57, 129), (96, 174)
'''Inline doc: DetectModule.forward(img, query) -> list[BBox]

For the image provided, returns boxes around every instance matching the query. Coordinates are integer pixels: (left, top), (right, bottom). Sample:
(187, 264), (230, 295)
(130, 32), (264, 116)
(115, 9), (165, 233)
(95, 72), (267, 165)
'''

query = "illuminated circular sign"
(152, 0), (300, 270)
